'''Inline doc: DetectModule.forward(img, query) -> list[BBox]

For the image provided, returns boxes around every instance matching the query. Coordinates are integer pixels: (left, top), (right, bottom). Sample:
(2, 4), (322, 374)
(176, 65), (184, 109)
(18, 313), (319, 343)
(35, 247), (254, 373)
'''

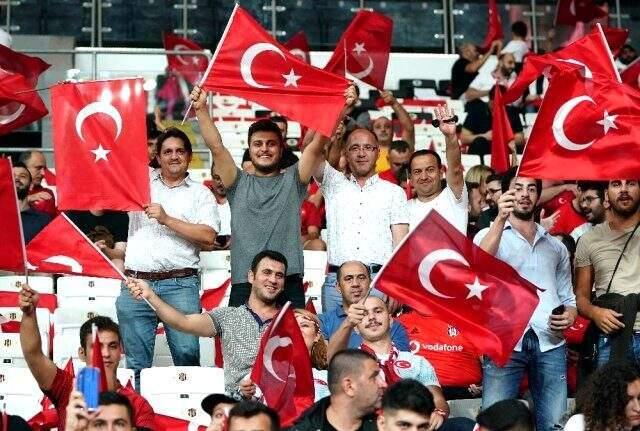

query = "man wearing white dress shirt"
(407, 105), (467, 234)
(116, 127), (219, 388)
(316, 127), (409, 312)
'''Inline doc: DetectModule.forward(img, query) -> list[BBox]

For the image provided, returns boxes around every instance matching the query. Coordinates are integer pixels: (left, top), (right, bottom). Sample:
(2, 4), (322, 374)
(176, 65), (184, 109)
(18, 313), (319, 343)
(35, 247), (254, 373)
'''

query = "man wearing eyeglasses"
(477, 173), (503, 229)
(571, 181), (607, 241)
(314, 126), (409, 313)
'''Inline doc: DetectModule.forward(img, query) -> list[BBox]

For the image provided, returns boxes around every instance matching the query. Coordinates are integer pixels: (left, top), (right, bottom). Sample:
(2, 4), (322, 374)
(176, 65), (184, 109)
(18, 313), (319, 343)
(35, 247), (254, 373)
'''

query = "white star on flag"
(91, 144), (111, 162)
(596, 110), (618, 134)
(282, 68), (301, 87)
(465, 277), (489, 300)
(352, 42), (366, 56)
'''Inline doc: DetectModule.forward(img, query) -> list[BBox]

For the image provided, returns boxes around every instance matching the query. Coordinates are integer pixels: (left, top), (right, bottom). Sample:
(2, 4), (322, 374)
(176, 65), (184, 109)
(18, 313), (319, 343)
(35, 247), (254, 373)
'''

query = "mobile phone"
(77, 367), (100, 411)
(552, 305), (566, 315)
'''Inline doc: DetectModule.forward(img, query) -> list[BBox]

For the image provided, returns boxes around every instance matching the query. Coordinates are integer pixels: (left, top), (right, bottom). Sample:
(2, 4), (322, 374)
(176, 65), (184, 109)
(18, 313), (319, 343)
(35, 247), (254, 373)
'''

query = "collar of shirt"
(243, 303), (276, 326)
(151, 169), (193, 189)
(333, 307), (347, 319)
(503, 220), (549, 246)
(347, 172), (380, 188)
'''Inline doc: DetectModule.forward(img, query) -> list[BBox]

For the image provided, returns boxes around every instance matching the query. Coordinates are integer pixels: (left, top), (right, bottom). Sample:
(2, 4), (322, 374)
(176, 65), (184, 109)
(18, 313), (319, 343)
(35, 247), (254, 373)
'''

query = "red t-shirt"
(378, 169), (413, 199)
(301, 200), (322, 236)
(548, 198), (586, 236)
(542, 190), (574, 214)
(28, 185), (57, 218)
(44, 367), (156, 430)
(398, 312), (481, 387)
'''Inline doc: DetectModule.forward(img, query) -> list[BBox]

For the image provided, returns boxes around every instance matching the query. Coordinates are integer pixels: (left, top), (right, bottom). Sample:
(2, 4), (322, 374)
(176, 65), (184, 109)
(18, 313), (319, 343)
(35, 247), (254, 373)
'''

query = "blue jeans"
(596, 332), (640, 368)
(482, 330), (567, 431)
(116, 275), (201, 389)
(321, 271), (384, 312)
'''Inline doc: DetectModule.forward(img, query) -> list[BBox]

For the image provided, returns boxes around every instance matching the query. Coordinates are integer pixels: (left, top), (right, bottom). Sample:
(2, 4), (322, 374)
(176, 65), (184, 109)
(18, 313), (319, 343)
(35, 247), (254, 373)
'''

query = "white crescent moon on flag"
(569, 0), (576, 16)
(42, 255), (84, 273)
(349, 54), (374, 79)
(557, 58), (593, 79)
(418, 249), (470, 299)
(552, 95), (596, 151)
(240, 43), (286, 89)
(0, 104), (26, 125)
(75, 101), (123, 142)
(174, 44), (197, 65)
(263, 336), (292, 382)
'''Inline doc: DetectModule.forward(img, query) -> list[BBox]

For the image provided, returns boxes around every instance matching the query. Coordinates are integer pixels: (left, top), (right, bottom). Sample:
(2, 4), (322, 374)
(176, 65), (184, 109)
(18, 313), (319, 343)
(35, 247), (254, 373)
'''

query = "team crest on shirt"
(395, 360), (411, 369)
(447, 325), (459, 338)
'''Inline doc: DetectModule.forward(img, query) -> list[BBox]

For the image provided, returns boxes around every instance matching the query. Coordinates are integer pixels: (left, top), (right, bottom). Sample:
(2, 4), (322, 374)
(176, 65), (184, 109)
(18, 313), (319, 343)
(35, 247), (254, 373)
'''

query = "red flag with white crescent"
(284, 31), (310, 64)
(555, 0), (607, 26)
(163, 32), (208, 85)
(373, 210), (540, 366)
(0, 69), (49, 136)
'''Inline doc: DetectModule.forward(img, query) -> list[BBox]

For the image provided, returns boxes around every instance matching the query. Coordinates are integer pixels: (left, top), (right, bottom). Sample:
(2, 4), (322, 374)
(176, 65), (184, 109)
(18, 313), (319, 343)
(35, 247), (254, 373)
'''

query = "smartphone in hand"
(77, 367), (100, 411)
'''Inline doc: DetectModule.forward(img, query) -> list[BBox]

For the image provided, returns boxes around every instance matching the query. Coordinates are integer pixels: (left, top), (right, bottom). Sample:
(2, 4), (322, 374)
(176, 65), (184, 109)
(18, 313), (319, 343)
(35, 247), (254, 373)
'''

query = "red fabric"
(201, 6), (349, 137)
(45, 367), (155, 430)
(63, 357), (75, 378)
(51, 78), (150, 211)
(0, 159), (25, 272)
(43, 168), (56, 187)
(0, 70), (49, 136)
(163, 32), (207, 85)
(520, 69), (640, 180)
(250, 305), (314, 427)
(26, 213), (123, 279)
(154, 414), (207, 431)
(555, 0), (607, 26)
(503, 29), (617, 104)
(300, 200), (322, 236)
(0, 291), (57, 313)
(284, 31), (310, 64)
(548, 199), (586, 235)
(0, 44), (50, 88)
(603, 27), (630, 57)
(374, 210), (540, 366)
(201, 278), (231, 311)
(622, 58), (640, 90)
(398, 311), (481, 387)
(28, 185), (57, 218)
(491, 85), (513, 174)
(90, 329), (108, 393)
(304, 298), (317, 315)
(323, 10), (393, 90)
(0, 320), (20, 332)
(481, 0), (504, 52)
(360, 343), (402, 384)
(542, 190), (575, 214)
(379, 169), (413, 199)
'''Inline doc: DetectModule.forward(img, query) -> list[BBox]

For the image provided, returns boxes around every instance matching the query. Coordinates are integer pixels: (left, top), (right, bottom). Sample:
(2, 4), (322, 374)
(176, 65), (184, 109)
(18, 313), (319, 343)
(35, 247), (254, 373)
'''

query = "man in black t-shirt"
(66, 210), (128, 270)
(13, 162), (50, 243)
(451, 40), (502, 100)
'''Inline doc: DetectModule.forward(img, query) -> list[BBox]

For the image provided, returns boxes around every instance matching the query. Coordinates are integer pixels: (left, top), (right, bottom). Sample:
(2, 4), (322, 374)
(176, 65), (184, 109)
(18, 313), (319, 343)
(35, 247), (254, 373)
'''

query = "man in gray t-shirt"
(191, 85), (354, 307)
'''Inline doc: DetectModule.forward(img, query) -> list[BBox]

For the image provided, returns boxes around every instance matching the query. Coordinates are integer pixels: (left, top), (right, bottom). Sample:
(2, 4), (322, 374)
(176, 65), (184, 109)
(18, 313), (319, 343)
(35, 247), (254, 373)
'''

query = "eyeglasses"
(347, 144), (378, 153)
(581, 196), (601, 204)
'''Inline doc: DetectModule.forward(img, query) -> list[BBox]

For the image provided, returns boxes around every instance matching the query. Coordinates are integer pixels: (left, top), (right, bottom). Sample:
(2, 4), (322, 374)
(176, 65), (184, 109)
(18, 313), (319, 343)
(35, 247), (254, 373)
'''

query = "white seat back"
(0, 275), (54, 293)
(0, 367), (44, 419)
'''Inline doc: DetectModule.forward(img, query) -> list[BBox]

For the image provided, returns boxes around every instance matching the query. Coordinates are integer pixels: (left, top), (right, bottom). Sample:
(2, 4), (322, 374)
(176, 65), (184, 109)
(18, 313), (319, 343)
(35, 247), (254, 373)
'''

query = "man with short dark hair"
(477, 173), (503, 229)
(127, 250), (288, 399)
(13, 161), (51, 242)
(19, 287), (155, 430)
(227, 400), (280, 431)
(64, 390), (135, 431)
(371, 90), (415, 172)
(19, 150), (57, 217)
(501, 21), (530, 64)
(571, 181), (607, 240)
(377, 379), (435, 431)
(465, 53), (517, 103)
(476, 399), (534, 431)
(117, 126), (219, 388)
(378, 140), (413, 198)
(192, 86), (355, 308)
(290, 349), (385, 430)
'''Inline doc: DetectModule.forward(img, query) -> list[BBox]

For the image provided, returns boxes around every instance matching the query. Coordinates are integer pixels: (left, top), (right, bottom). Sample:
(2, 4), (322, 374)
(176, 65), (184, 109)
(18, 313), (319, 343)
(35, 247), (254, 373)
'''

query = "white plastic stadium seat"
(303, 250), (327, 298)
(56, 276), (121, 307)
(140, 366), (224, 425)
(0, 307), (50, 367)
(200, 251), (232, 293)
(0, 366), (45, 419)
(152, 332), (215, 367)
(0, 275), (54, 293)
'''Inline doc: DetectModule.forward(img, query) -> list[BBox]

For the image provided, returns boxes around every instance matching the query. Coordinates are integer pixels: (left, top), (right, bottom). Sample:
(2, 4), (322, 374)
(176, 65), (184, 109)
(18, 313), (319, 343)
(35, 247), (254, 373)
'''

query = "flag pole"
(181, 3), (240, 125)
(595, 23), (622, 83)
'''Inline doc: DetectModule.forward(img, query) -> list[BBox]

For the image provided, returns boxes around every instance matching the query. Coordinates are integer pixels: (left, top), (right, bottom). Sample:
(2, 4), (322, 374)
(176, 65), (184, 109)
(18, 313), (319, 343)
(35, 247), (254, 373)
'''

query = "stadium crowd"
(4, 19), (640, 431)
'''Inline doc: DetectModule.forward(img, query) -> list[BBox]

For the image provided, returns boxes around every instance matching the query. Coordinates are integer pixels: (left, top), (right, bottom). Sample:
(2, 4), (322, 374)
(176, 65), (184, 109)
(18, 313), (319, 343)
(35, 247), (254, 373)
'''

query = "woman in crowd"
(294, 308), (329, 401)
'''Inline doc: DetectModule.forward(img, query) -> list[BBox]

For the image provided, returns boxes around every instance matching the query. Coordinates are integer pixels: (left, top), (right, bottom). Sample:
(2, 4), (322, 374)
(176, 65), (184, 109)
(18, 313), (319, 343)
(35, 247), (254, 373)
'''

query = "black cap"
(200, 393), (237, 415)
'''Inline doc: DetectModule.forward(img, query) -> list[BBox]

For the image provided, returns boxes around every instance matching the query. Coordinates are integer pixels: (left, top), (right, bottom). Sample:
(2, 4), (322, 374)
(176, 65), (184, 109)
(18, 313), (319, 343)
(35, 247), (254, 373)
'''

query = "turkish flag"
(90, 326), (108, 392)
(251, 304), (314, 427)
(26, 213), (124, 279)
(51, 78), (150, 211)
(201, 5), (349, 137)
(324, 10), (392, 90)
(0, 158), (26, 273)
(0, 69), (49, 135)
(555, 0), (607, 26)
(163, 32), (208, 85)
(491, 85), (513, 174)
(0, 43), (50, 87)
(284, 31), (310, 64)
(154, 414), (207, 431)
(481, 0), (504, 52)
(200, 278), (231, 311)
(43, 168), (56, 186)
(603, 27), (629, 57)
(621, 58), (640, 90)
(520, 69), (640, 180)
(503, 27), (617, 104)
(373, 210), (540, 366)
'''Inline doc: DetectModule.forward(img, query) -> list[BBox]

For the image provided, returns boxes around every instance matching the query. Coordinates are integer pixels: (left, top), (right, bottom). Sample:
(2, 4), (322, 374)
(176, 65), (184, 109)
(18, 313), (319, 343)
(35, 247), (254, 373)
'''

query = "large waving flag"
(163, 32), (208, 85)
(0, 158), (26, 273)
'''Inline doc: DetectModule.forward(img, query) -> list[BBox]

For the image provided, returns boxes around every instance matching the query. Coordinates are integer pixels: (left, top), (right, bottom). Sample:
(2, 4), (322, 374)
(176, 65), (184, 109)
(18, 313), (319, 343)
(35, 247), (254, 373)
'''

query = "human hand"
(27, 191), (52, 202)
(126, 278), (154, 301)
(434, 104), (457, 138)
(238, 378), (256, 399)
(190, 85), (208, 112)
(345, 84), (358, 108)
(19, 284), (39, 315)
(548, 307), (577, 331)
(591, 307), (625, 334)
(65, 389), (99, 431)
(380, 90), (397, 106)
(346, 303), (367, 328)
(496, 189), (516, 221)
(143, 203), (168, 225)
(540, 208), (560, 232)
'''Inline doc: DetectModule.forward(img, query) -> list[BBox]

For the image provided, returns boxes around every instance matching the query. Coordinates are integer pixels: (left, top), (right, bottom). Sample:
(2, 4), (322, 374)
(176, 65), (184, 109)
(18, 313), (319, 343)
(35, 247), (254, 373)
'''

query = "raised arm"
(464, 40), (502, 74)
(191, 86), (238, 187)
(380, 90), (415, 150)
(127, 279), (215, 337)
(19, 285), (58, 391)
(477, 190), (514, 255)
(327, 303), (366, 360)
(434, 105), (464, 199)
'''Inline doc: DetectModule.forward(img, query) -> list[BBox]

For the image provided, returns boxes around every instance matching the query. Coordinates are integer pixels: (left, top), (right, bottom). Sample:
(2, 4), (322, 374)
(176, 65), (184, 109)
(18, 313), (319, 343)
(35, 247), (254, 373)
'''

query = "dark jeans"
(229, 273), (304, 308)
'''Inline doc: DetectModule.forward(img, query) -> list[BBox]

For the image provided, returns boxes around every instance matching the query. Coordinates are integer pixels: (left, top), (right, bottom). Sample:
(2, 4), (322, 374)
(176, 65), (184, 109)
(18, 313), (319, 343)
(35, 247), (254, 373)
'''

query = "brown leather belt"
(124, 268), (198, 281)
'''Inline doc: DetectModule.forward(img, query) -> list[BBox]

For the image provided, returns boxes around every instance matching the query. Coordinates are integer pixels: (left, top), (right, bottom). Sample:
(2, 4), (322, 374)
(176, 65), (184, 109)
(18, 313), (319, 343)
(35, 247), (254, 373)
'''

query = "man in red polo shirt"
(378, 140), (413, 199)
(18, 284), (155, 430)
(19, 150), (57, 218)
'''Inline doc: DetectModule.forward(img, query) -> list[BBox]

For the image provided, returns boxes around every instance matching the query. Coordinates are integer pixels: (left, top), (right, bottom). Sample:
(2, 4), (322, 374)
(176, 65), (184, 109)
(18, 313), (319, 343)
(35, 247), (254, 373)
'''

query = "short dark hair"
(336, 261), (370, 281)
(511, 21), (528, 39)
(155, 127), (193, 157)
(79, 315), (120, 351)
(250, 250), (288, 275)
(501, 166), (541, 196)
(98, 391), (133, 424)
(382, 379), (435, 417)
(248, 119), (283, 145)
(389, 140), (411, 154)
(270, 115), (288, 128)
(12, 162), (32, 181)
(327, 349), (377, 394)
(242, 148), (252, 164)
(228, 400), (280, 431)
(409, 149), (442, 170)
(577, 180), (607, 201)
(476, 399), (533, 431)
(485, 173), (502, 185)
